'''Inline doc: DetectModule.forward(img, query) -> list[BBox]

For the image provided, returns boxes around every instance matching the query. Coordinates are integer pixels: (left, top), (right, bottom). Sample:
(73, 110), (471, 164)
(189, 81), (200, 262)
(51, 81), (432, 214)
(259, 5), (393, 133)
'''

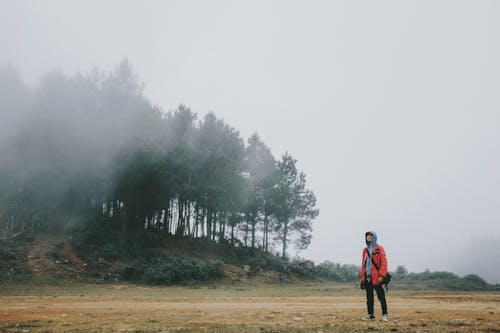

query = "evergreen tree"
(243, 133), (276, 250)
(0, 62), (319, 258)
(272, 153), (319, 258)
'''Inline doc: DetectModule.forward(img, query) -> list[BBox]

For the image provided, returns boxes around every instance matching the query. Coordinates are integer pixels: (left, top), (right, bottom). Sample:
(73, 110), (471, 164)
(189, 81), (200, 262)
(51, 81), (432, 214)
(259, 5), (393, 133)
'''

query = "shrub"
(135, 250), (223, 285)
(392, 265), (409, 280)
(289, 258), (317, 279)
(437, 274), (490, 291)
(69, 216), (118, 247)
(224, 248), (291, 274)
(393, 271), (493, 291)
(315, 261), (360, 282)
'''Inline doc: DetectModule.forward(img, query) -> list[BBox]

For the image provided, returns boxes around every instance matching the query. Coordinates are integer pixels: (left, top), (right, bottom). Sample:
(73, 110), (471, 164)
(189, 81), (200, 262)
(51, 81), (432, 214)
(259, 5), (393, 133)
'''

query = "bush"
(392, 265), (409, 280)
(69, 216), (118, 247)
(315, 261), (359, 282)
(436, 274), (490, 291)
(392, 271), (494, 291)
(289, 258), (317, 279)
(135, 250), (223, 285)
(407, 270), (459, 281)
(225, 248), (291, 274)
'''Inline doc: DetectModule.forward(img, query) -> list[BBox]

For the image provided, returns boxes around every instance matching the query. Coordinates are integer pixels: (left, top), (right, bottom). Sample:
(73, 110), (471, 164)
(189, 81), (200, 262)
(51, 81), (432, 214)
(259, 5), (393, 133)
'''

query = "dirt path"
(0, 291), (498, 332)
(27, 239), (84, 281)
(27, 239), (60, 277)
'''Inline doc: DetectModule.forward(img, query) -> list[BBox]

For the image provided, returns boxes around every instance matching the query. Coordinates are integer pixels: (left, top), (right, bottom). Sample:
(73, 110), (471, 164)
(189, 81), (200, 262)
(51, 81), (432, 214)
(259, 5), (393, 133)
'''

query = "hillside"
(1, 232), (498, 292)
(0, 232), (309, 286)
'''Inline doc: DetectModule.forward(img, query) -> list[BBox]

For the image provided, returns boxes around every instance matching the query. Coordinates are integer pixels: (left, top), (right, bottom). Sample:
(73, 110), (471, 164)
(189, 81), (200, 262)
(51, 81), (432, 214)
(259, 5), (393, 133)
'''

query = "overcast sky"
(1, 0), (499, 282)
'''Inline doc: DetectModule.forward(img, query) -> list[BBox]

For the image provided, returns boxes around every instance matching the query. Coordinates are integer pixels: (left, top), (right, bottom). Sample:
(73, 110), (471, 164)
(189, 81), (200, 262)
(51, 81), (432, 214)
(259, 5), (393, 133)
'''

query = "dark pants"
(365, 279), (388, 315)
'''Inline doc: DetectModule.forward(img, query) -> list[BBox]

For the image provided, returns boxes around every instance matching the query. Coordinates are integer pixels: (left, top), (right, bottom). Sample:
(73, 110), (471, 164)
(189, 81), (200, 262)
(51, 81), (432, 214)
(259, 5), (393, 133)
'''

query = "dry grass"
(0, 282), (498, 332)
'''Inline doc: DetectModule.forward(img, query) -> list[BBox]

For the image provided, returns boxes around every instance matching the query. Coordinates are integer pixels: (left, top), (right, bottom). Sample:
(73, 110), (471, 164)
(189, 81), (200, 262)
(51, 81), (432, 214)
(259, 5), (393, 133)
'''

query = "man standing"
(360, 231), (389, 321)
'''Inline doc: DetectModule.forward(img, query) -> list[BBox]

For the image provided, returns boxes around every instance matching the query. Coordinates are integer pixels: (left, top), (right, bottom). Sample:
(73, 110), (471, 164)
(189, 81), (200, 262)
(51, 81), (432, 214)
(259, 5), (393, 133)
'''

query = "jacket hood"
(365, 231), (377, 249)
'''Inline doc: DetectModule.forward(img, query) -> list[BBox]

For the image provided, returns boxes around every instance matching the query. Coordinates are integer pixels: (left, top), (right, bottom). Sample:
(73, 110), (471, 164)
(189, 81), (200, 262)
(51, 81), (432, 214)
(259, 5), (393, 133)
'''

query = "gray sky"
(1, 0), (499, 282)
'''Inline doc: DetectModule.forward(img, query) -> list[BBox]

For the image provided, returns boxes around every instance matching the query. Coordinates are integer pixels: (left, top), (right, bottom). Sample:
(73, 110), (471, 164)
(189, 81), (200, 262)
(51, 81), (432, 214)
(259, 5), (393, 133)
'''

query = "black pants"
(365, 279), (388, 315)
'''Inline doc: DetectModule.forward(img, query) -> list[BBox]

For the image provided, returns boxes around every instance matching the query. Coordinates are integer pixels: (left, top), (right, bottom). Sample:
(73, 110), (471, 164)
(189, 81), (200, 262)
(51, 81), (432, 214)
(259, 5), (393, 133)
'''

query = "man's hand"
(360, 281), (365, 289)
(377, 277), (383, 284)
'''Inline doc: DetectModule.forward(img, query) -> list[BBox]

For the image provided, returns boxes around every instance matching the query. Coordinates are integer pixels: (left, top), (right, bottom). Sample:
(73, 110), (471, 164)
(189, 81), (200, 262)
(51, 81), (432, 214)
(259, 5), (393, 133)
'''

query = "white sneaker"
(361, 314), (375, 320)
(382, 314), (389, 322)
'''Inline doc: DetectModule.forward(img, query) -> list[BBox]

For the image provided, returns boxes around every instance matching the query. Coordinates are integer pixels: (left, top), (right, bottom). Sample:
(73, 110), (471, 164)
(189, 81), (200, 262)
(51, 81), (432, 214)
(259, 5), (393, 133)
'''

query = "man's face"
(366, 234), (373, 242)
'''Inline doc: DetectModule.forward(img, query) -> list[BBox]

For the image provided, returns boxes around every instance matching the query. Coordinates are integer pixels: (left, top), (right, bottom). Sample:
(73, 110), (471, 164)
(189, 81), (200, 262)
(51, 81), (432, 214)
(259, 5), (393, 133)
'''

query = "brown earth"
(0, 284), (498, 333)
(27, 239), (86, 282)
(9, 236), (291, 284)
(2, 237), (499, 332)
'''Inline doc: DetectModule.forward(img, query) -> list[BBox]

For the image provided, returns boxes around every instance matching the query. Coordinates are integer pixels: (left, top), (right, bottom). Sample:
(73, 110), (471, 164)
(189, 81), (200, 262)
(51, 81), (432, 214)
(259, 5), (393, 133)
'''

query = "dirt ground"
(0, 283), (498, 333)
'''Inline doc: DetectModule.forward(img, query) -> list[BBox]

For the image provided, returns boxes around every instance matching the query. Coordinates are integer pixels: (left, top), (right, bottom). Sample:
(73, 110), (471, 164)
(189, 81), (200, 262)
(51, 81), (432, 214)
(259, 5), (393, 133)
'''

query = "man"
(360, 231), (389, 321)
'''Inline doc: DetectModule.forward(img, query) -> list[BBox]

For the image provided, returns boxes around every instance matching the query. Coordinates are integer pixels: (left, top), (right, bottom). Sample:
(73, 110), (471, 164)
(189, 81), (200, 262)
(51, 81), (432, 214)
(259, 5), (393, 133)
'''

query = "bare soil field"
(0, 283), (498, 332)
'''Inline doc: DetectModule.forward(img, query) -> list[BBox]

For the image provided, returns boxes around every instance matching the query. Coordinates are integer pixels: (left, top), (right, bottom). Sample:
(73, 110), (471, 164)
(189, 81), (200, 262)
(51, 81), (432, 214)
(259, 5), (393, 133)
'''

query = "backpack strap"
(366, 250), (380, 271)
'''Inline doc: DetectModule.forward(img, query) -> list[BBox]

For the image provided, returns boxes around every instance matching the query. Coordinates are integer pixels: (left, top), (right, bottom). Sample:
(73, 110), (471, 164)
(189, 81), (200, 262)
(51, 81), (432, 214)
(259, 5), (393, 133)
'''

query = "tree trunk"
(281, 220), (288, 259)
(231, 224), (235, 245)
(186, 201), (191, 237)
(193, 204), (199, 238)
(244, 222), (249, 247)
(169, 199), (174, 234)
(221, 212), (226, 242)
(251, 219), (256, 249)
(263, 214), (269, 252)
(207, 208), (212, 240)
(201, 208), (206, 238)
(212, 211), (217, 241)
(177, 200), (183, 235)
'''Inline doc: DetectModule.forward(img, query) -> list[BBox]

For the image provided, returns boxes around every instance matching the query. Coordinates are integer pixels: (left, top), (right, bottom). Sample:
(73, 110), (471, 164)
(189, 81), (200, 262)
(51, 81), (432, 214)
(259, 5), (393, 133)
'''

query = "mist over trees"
(0, 60), (318, 258)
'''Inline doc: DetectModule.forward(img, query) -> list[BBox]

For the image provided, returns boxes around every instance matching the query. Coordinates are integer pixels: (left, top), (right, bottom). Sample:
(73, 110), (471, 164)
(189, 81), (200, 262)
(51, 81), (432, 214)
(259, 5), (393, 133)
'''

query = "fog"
(1, 1), (499, 283)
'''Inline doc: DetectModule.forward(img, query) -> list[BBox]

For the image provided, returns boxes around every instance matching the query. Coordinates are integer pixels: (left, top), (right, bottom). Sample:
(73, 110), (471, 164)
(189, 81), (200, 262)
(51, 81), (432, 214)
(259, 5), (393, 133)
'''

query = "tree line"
(0, 60), (318, 258)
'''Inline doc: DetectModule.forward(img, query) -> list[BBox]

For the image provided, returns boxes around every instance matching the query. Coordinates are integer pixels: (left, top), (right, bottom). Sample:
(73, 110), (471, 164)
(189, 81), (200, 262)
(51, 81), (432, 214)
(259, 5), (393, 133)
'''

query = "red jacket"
(360, 244), (388, 286)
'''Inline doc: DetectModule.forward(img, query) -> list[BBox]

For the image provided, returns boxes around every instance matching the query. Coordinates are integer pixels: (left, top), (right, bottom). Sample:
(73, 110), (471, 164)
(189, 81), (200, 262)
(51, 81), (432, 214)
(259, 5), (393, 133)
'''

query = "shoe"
(361, 314), (375, 320)
(382, 314), (389, 322)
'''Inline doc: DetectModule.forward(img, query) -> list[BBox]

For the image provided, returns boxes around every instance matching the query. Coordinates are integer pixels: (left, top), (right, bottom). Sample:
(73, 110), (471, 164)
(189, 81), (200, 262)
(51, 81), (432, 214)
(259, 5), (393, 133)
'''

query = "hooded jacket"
(360, 231), (388, 286)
